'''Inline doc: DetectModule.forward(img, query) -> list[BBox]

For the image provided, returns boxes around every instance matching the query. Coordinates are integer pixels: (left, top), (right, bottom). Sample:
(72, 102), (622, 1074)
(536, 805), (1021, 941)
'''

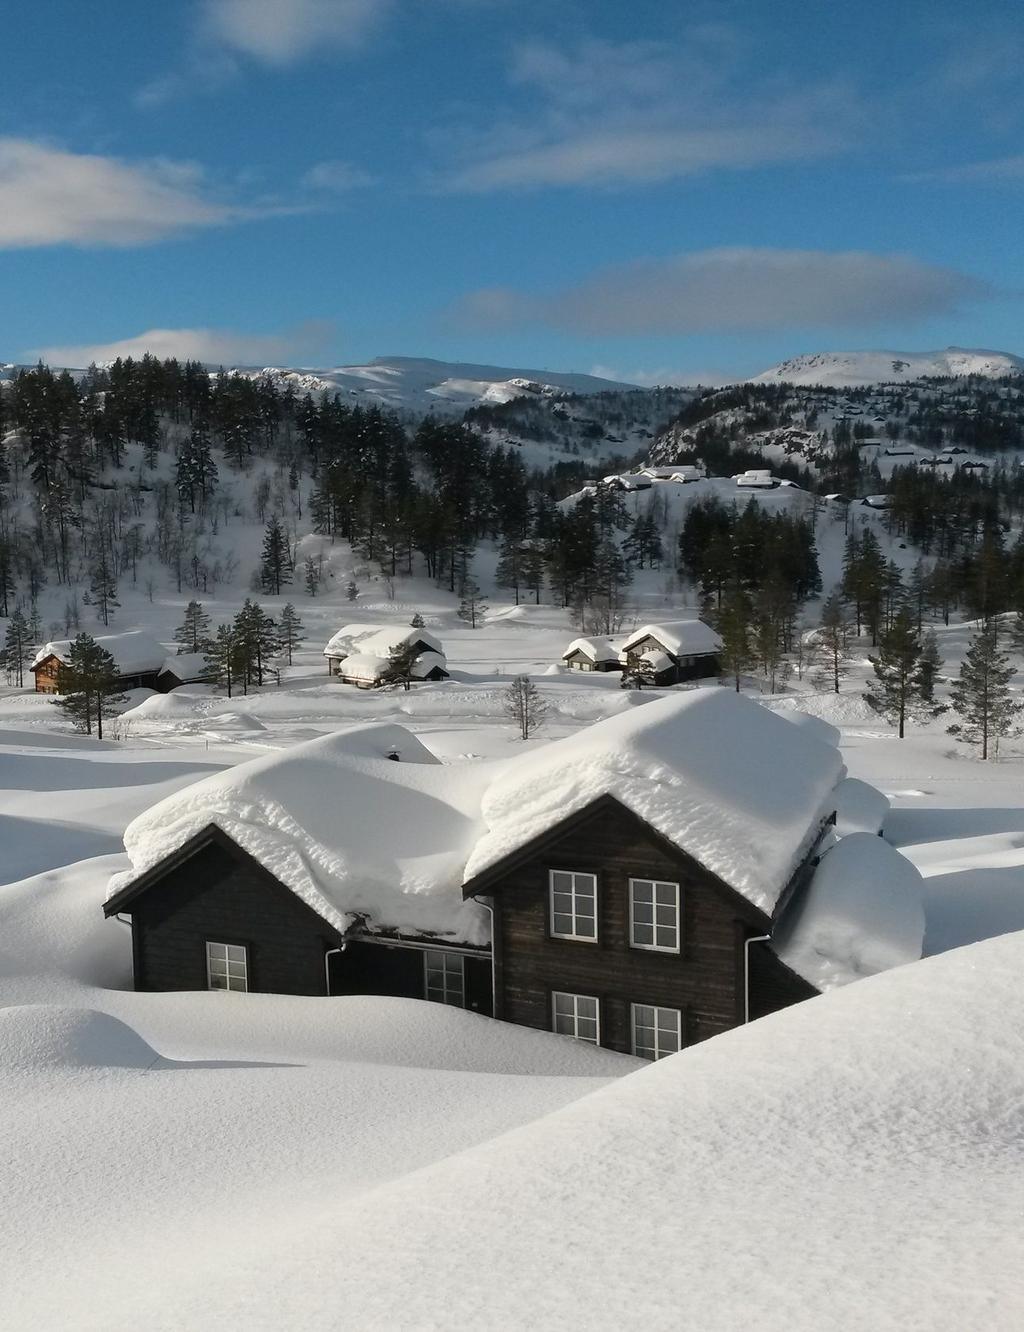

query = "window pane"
(552, 912), (574, 936)
(577, 997), (597, 1020)
(551, 871), (573, 893)
(226, 944), (246, 962)
(633, 881), (654, 905)
(210, 973), (228, 990)
(656, 904), (677, 927)
(655, 926), (677, 949)
(633, 924), (654, 946)
(633, 901), (653, 925)
(655, 884), (676, 907)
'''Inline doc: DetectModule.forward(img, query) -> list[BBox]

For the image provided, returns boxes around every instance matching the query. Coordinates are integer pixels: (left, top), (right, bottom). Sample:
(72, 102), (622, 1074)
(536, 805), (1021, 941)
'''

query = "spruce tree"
(867, 609), (923, 739)
(207, 624), (240, 698)
(919, 630), (943, 703)
(815, 594), (852, 694)
(948, 629), (1019, 760)
(3, 609), (32, 688)
(457, 576), (487, 629)
(716, 578), (754, 692)
(260, 515), (291, 595)
(410, 612), (425, 628)
(303, 556), (320, 597)
(54, 633), (125, 739)
(174, 600), (213, 654)
(346, 580), (358, 602)
(277, 603), (304, 666)
(88, 549), (119, 627)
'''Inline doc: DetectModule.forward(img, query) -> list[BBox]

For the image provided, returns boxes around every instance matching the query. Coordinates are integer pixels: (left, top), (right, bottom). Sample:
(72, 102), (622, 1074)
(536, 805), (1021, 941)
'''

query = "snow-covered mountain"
(225, 356), (639, 414)
(752, 347), (1024, 387)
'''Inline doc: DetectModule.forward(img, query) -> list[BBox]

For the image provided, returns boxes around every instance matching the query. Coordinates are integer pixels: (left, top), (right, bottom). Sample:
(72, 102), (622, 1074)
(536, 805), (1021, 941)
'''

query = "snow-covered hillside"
(752, 346), (1024, 387)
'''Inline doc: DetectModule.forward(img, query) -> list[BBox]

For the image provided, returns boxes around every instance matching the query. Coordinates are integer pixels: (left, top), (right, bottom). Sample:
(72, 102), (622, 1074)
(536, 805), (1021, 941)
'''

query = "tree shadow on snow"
(886, 806), (1024, 847)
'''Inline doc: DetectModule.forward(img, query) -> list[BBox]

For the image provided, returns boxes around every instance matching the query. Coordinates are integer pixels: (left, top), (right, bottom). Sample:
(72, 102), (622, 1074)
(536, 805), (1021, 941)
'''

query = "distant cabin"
(561, 637), (622, 673)
(31, 631), (168, 695)
(619, 620), (722, 685)
(323, 623), (448, 687)
(861, 494), (891, 509)
(156, 653), (211, 692)
(103, 695), (926, 1060)
(734, 469), (777, 490)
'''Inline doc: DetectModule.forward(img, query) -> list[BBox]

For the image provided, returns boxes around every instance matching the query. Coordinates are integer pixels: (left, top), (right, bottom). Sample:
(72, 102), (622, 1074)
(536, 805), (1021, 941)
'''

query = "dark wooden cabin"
(104, 825), (493, 1014)
(461, 794), (814, 1057)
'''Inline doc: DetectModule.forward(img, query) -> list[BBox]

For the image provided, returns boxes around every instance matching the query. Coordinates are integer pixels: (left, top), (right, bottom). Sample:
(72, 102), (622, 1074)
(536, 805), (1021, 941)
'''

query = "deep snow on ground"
(3, 507), (1024, 1326)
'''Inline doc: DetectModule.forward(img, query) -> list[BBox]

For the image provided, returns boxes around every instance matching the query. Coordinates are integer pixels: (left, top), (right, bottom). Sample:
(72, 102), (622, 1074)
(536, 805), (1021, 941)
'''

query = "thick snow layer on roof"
(337, 652), (389, 682)
(620, 619), (722, 658)
(159, 652), (209, 680)
(775, 833), (924, 988)
(562, 636), (618, 662)
(640, 648), (673, 671)
(835, 776), (889, 836)
(323, 623), (443, 659)
(465, 690), (845, 913)
(771, 706), (841, 749)
(108, 723), (494, 944)
(31, 630), (166, 674)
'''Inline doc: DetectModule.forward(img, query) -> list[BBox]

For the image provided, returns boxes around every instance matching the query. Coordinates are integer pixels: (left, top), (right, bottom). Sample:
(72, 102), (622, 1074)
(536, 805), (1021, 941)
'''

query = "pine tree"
(716, 578), (754, 692)
(207, 623), (240, 698)
(54, 633), (125, 739)
(232, 599), (278, 688)
(410, 612), (425, 628)
(867, 609), (923, 738)
(620, 653), (657, 690)
(815, 594), (852, 694)
(346, 580), (358, 602)
(174, 600), (213, 654)
(380, 640), (419, 691)
(948, 629), (1019, 760)
(495, 535), (526, 605)
(277, 603), (304, 666)
(88, 549), (119, 627)
(303, 556), (320, 597)
(919, 630), (943, 703)
(457, 576), (487, 629)
(3, 609), (32, 687)
(504, 674), (548, 739)
(260, 515), (291, 595)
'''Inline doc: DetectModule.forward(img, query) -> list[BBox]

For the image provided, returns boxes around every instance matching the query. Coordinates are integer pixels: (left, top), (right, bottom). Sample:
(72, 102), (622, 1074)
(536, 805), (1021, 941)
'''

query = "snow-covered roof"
(562, 637), (618, 663)
(411, 651), (449, 678)
(323, 623), (444, 660)
(639, 649), (673, 672)
(108, 723), (495, 945)
(464, 690), (845, 915)
(834, 777), (889, 837)
(31, 630), (166, 675)
(337, 652), (389, 682)
(620, 619), (722, 658)
(774, 833), (924, 989)
(159, 652), (209, 681)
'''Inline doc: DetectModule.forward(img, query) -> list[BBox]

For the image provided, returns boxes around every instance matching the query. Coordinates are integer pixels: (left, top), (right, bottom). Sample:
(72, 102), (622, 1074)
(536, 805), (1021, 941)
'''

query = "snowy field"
(3, 507), (1024, 1326)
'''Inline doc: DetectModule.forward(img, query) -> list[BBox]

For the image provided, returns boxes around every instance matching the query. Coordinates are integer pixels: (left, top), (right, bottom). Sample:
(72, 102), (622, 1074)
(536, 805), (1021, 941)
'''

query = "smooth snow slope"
(133, 929), (1024, 1332)
(752, 346), (1024, 386)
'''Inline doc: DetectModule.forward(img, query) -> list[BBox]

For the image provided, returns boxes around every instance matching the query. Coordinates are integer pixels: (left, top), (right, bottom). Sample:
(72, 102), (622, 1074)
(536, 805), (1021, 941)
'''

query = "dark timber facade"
(106, 796), (816, 1057)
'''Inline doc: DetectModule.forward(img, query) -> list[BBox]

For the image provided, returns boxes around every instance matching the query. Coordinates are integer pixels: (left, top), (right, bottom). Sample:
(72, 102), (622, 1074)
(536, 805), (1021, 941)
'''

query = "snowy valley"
(2, 351), (1024, 1328)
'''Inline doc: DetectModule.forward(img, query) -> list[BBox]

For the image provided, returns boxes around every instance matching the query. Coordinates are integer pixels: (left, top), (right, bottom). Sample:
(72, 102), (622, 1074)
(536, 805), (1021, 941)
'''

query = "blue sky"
(1, 0), (1023, 382)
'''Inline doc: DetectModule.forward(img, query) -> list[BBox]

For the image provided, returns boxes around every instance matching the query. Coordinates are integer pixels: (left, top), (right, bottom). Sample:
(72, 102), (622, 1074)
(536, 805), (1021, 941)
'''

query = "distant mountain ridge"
(751, 347), (1024, 388)
(1, 354), (636, 415)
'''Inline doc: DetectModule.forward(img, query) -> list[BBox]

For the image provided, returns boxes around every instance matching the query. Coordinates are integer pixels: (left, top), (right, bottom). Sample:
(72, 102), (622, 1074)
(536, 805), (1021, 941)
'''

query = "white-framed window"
(549, 870), (598, 941)
(552, 991), (600, 1044)
(631, 1004), (682, 1061)
(206, 940), (248, 992)
(424, 950), (465, 1007)
(629, 878), (681, 953)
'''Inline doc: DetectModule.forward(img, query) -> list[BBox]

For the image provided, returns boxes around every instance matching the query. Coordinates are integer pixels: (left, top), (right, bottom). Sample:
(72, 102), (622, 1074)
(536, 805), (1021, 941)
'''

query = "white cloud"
(302, 159), (375, 191)
(201, 0), (389, 64)
(455, 248), (989, 335)
(33, 321), (335, 367)
(434, 36), (856, 191)
(0, 138), (244, 248)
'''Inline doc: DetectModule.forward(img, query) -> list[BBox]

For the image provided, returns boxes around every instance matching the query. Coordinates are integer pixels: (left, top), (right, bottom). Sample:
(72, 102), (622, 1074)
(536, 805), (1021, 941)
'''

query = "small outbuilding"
(561, 637), (622, 673)
(156, 652), (211, 692)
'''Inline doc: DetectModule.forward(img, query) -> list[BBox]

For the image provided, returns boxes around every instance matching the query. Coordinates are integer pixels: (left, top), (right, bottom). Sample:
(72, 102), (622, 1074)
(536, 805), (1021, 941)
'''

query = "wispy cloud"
(0, 138), (265, 248)
(200, 0), (390, 64)
(905, 154), (1024, 184)
(302, 159), (375, 192)
(32, 321), (335, 367)
(454, 248), (989, 335)
(433, 36), (856, 191)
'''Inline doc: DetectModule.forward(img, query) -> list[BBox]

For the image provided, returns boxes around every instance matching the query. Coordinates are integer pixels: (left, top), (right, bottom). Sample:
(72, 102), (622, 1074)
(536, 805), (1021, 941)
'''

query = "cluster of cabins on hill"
(562, 618), (722, 687)
(103, 691), (924, 1061)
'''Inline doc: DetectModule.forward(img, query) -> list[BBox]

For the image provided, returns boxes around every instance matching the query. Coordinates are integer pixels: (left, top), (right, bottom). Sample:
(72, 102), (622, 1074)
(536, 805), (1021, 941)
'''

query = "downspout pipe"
(743, 933), (771, 1024)
(324, 942), (347, 995)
